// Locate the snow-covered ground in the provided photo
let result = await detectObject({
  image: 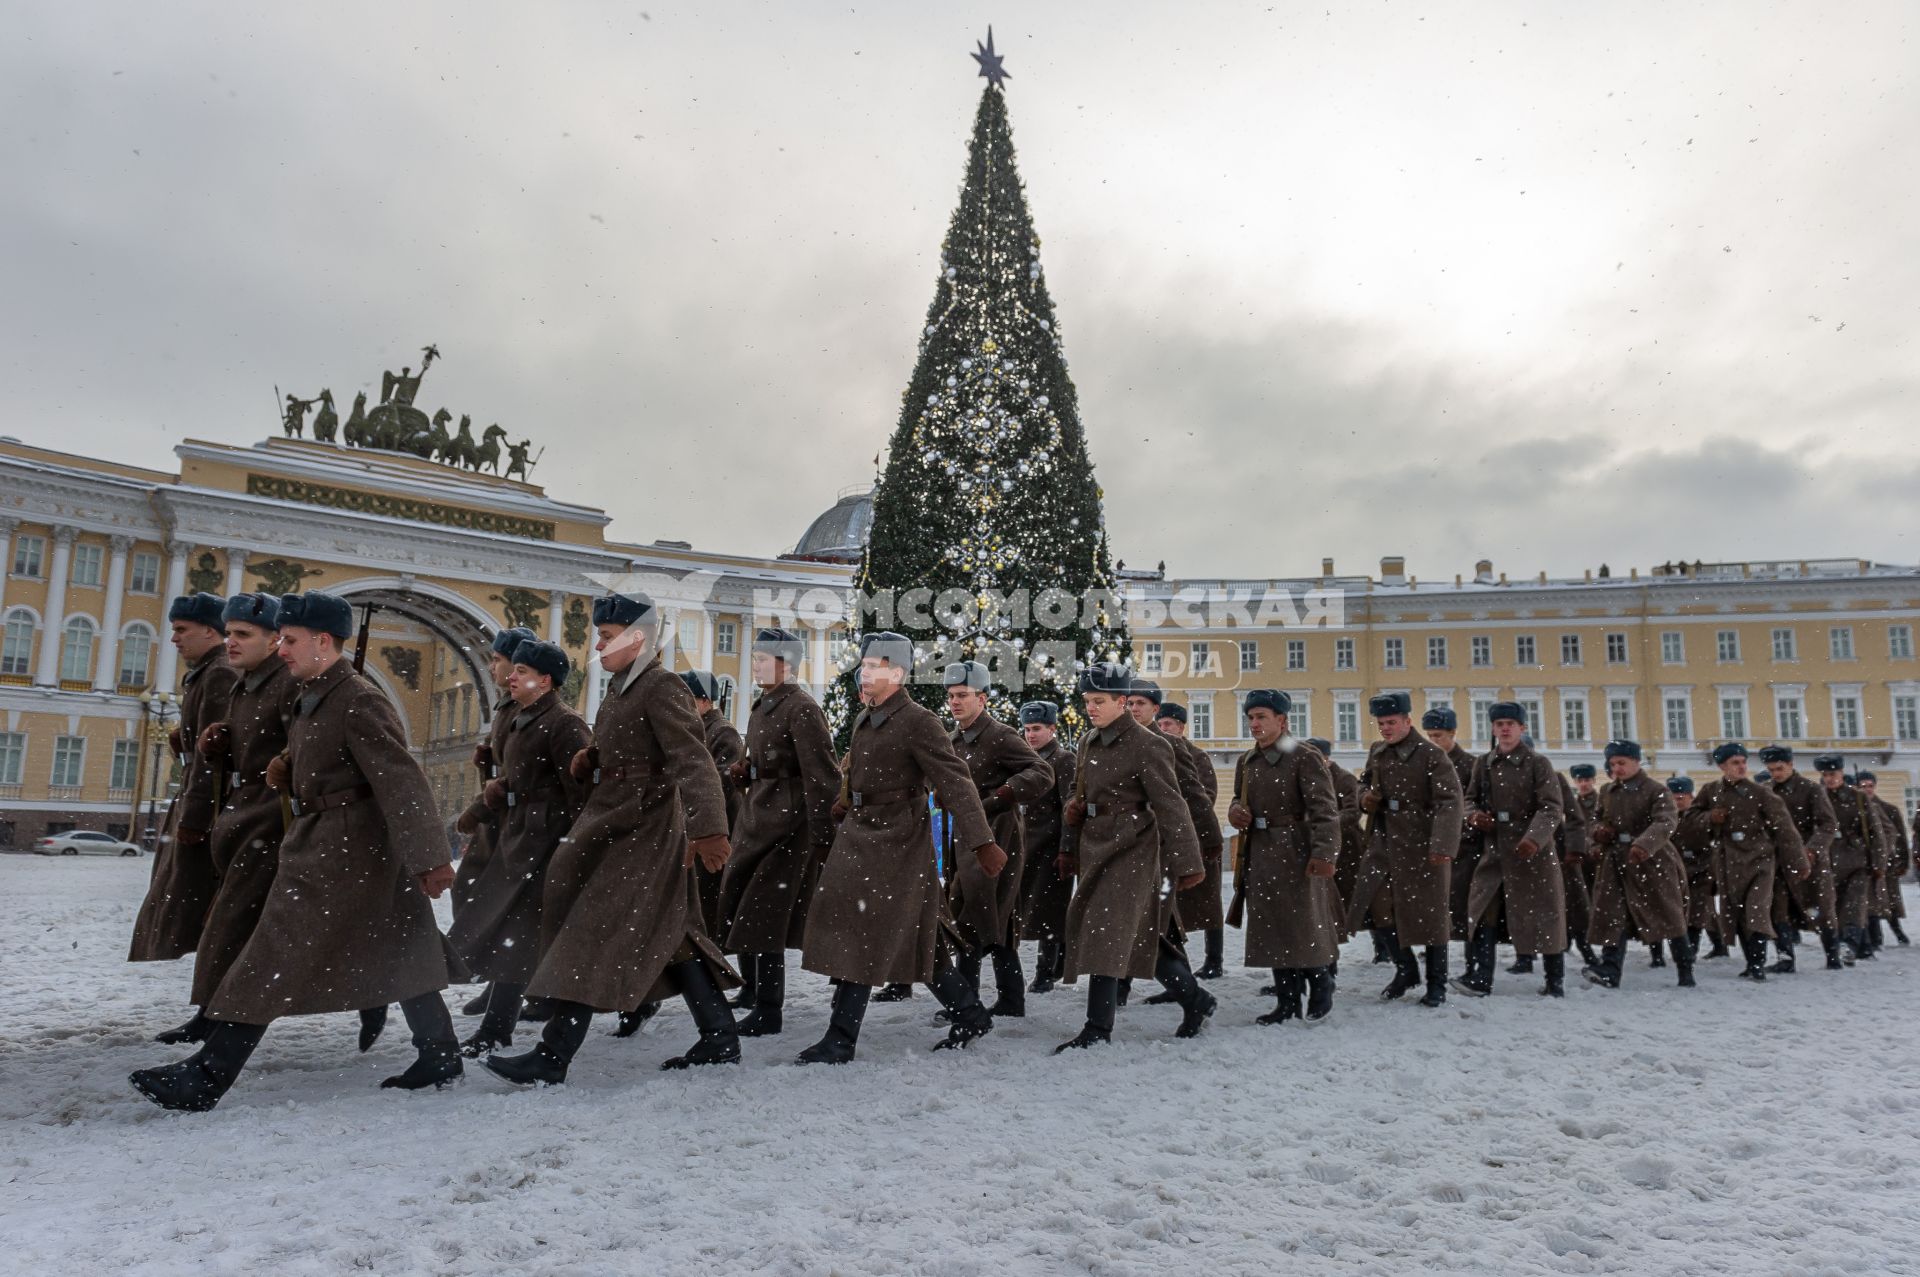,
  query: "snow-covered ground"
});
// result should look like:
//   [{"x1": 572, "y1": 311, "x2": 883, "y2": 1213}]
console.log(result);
[{"x1": 4, "y1": 853, "x2": 1919, "y2": 1276}]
